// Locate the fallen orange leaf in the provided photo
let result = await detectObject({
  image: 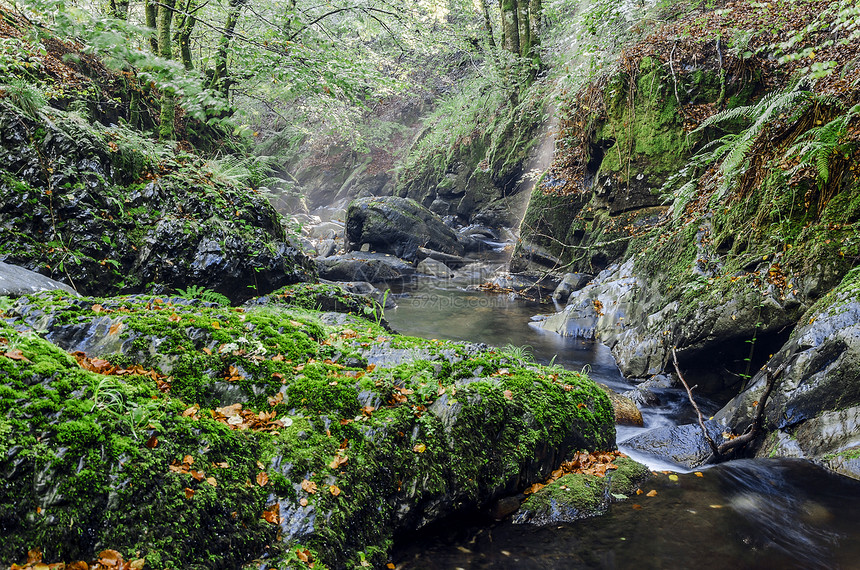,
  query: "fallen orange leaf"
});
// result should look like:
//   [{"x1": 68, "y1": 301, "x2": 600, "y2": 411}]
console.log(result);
[
  {"x1": 184, "y1": 487, "x2": 195, "y2": 499},
  {"x1": 301, "y1": 479, "x2": 317, "y2": 494},
  {"x1": 3, "y1": 349, "x2": 29, "y2": 362},
  {"x1": 646, "y1": 490, "x2": 657, "y2": 497},
  {"x1": 256, "y1": 472, "x2": 269, "y2": 487},
  {"x1": 329, "y1": 485, "x2": 341, "y2": 496},
  {"x1": 262, "y1": 503, "x2": 280, "y2": 524}
]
